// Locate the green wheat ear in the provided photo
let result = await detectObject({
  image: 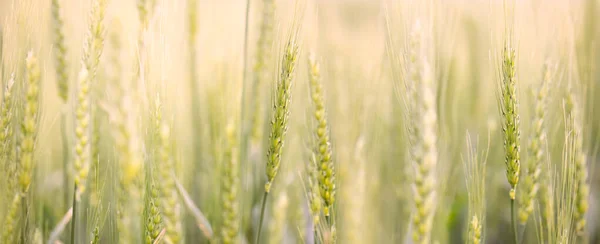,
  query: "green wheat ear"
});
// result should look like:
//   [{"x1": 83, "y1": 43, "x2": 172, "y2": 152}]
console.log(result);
[
  {"x1": 257, "y1": 21, "x2": 302, "y2": 244},
  {"x1": 51, "y1": 0, "x2": 69, "y2": 102},
  {"x1": 264, "y1": 34, "x2": 300, "y2": 193},
  {"x1": 143, "y1": 181, "x2": 163, "y2": 244},
  {"x1": 3, "y1": 51, "x2": 41, "y2": 244},
  {"x1": 221, "y1": 121, "x2": 240, "y2": 244},
  {"x1": 19, "y1": 51, "x2": 41, "y2": 196},
  {"x1": 518, "y1": 61, "x2": 552, "y2": 224},
  {"x1": 308, "y1": 54, "x2": 336, "y2": 218},
  {"x1": 153, "y1": 97, "x2": 182, "y2": 244},
  {"x1": 499, "y1": 43, "x2": 520, "y2": 200}
]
